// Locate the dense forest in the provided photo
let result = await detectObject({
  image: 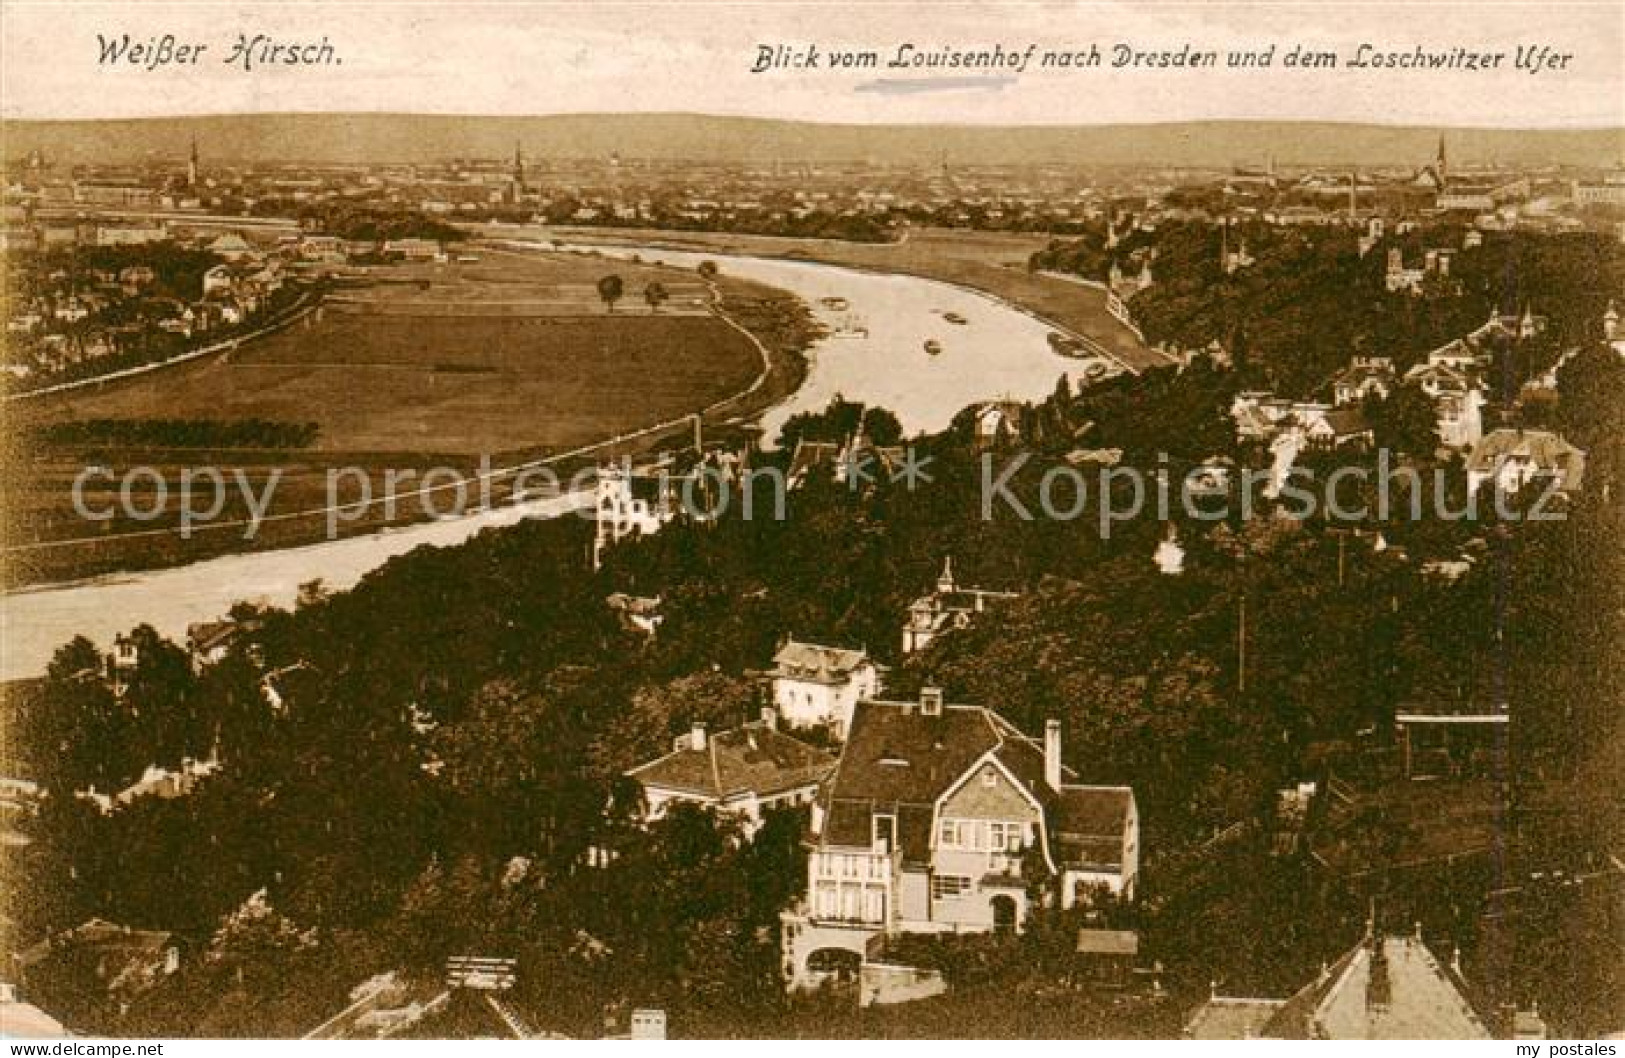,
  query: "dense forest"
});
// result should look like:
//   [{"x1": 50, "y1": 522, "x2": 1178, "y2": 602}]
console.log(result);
[{"x1": 7, "y1": 314, "x2": 1623, "y2": 1036}]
